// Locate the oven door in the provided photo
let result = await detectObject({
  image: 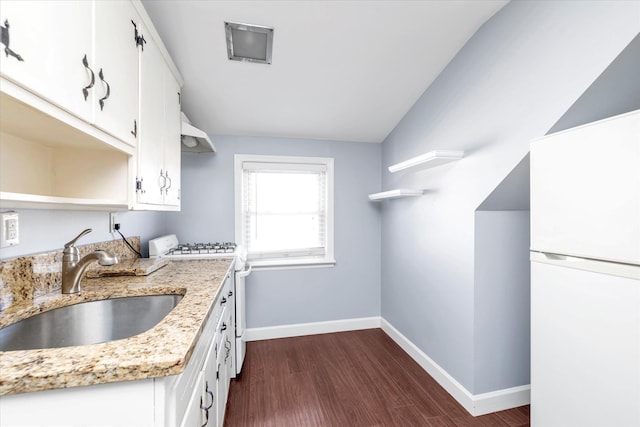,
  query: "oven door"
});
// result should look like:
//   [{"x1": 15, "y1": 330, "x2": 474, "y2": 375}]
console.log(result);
[{"x1": 234, "y1": 264, "x2": 252, "y2": 375}]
